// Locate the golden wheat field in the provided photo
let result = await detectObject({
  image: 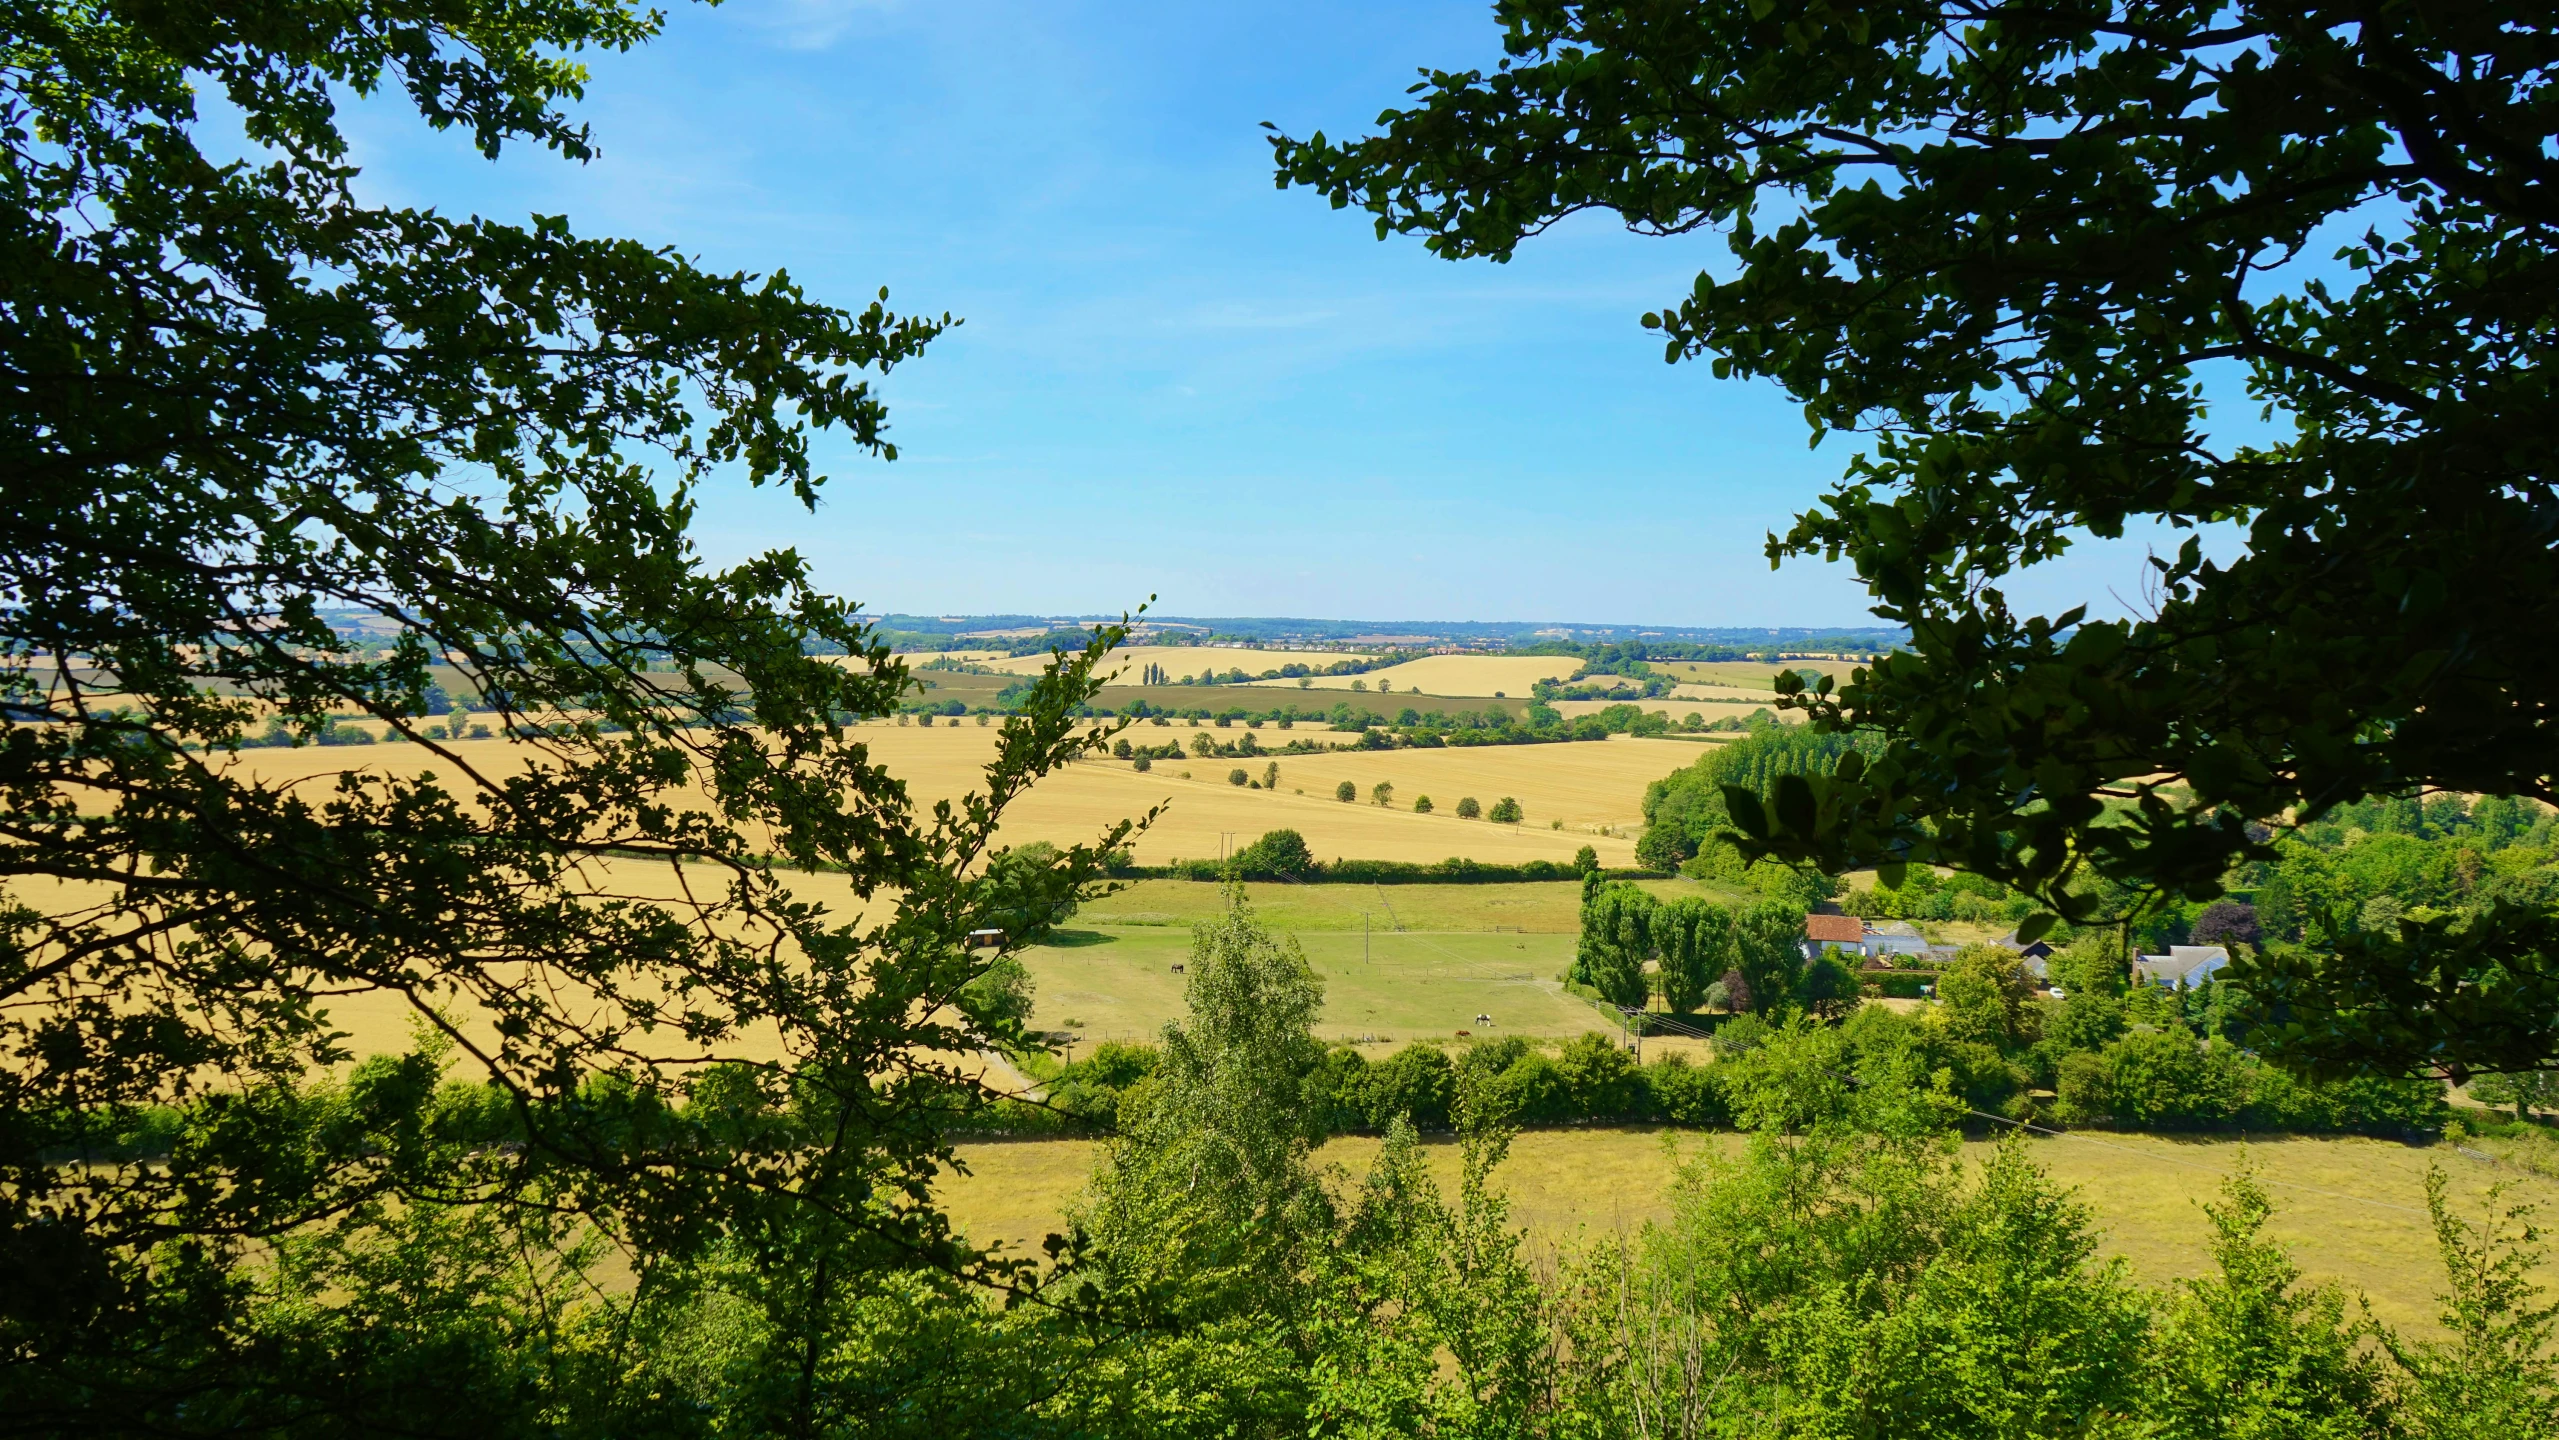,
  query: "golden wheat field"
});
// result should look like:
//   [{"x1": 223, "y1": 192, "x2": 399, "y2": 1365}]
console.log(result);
[
  {"x1": 1658, "y1": 658, "x2": 1865, "y2": 690},
  {"x1": 1292, "y1": 654, "x2": 1580, "y2": 697},
  {"x1": 72, "y1": 726, "x2": 1698, "y2": 1067},
  {"x1": 1235, "y1": 734, "x2": 1702, "y2": 836},
  {"x1": 937, "y1": 1128, "x2": 2542, "y2": 1338},
  {"x1": 978, "y1": 645, "x2": 1373, "y2": 679},
  {"x1": 197, "y1": 723, "x2": 1655, "y2": 866},
  {"x1": 10, "y1": 854, "x2": 926, "y2": 1073}
]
